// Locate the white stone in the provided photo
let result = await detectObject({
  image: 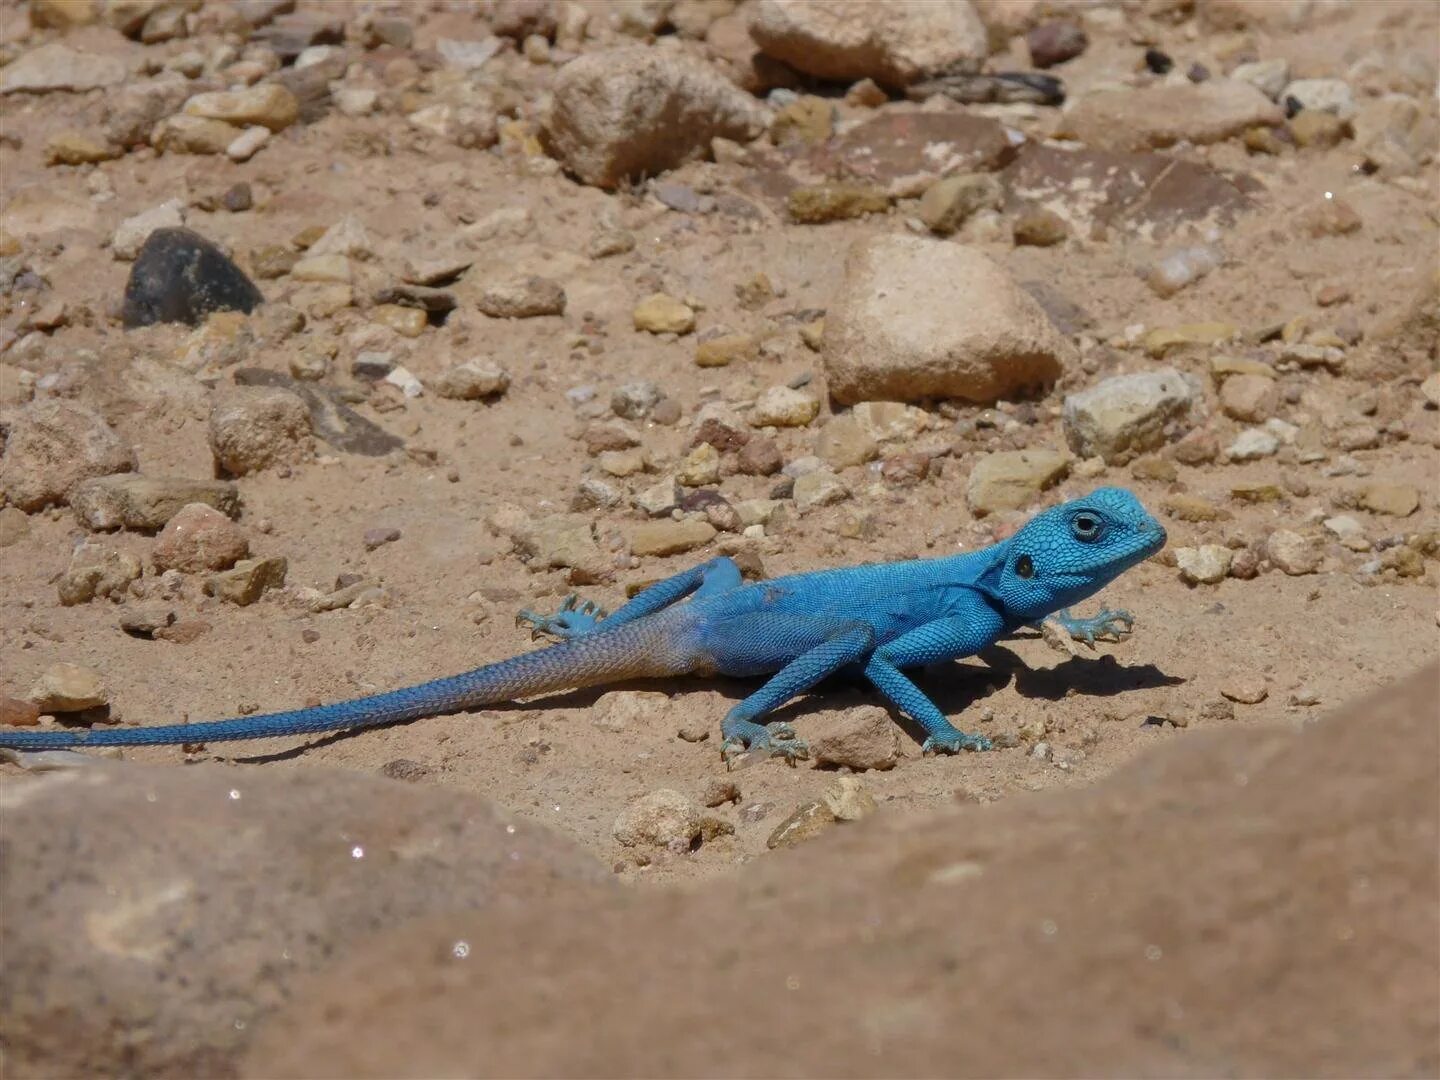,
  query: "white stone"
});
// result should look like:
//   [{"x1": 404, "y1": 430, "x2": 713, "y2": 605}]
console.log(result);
[
  {"x1": 1283, "y1": 77, "x2": 1356, "y2": 120},
  {"x1": 1176, "y1": 544, "x2": 1232, "y2": 585},
  {"x1": 1230, "y1": 58, "x2": 1289, "y2": 100},
  {"x1": 1226, "y1": 428, "x2": 1279, "y2": 462},
  {"x1": 225, "y1": 125, "x2": 270, "y2": 162},
  {"x1": 1062, "y1": 369, "x2": 1195, "y2": 464},
  {"x1": 112, "y1": 199, "x2": 186, "y2": 261}
]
